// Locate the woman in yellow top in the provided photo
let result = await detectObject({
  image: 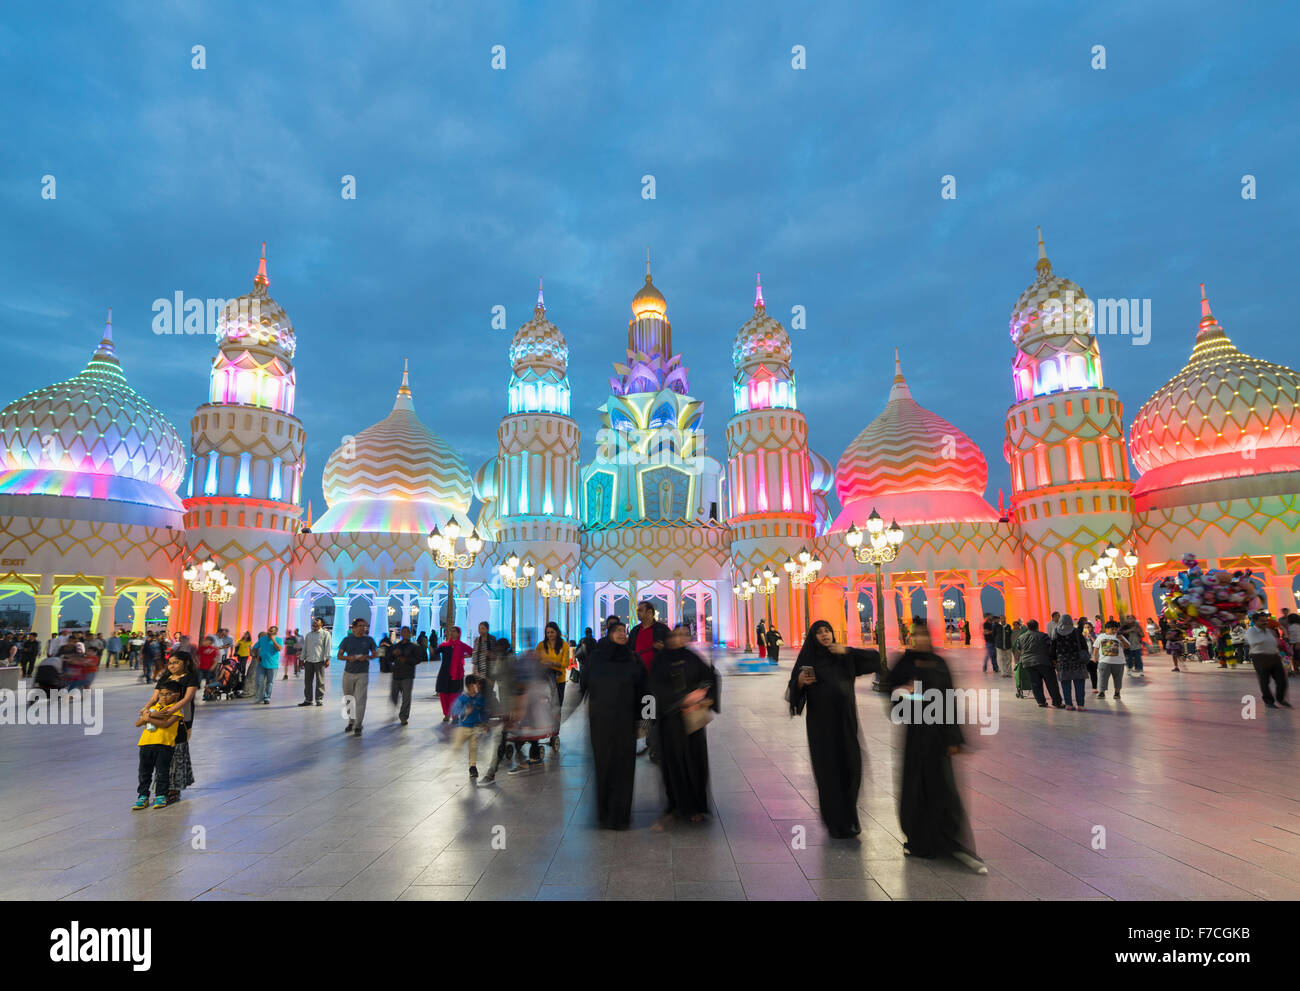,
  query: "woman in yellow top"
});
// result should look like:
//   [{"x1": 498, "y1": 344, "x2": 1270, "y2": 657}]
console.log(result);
[{"x1": 537, "y1": 622, "x2": 570, "y2": 751}]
